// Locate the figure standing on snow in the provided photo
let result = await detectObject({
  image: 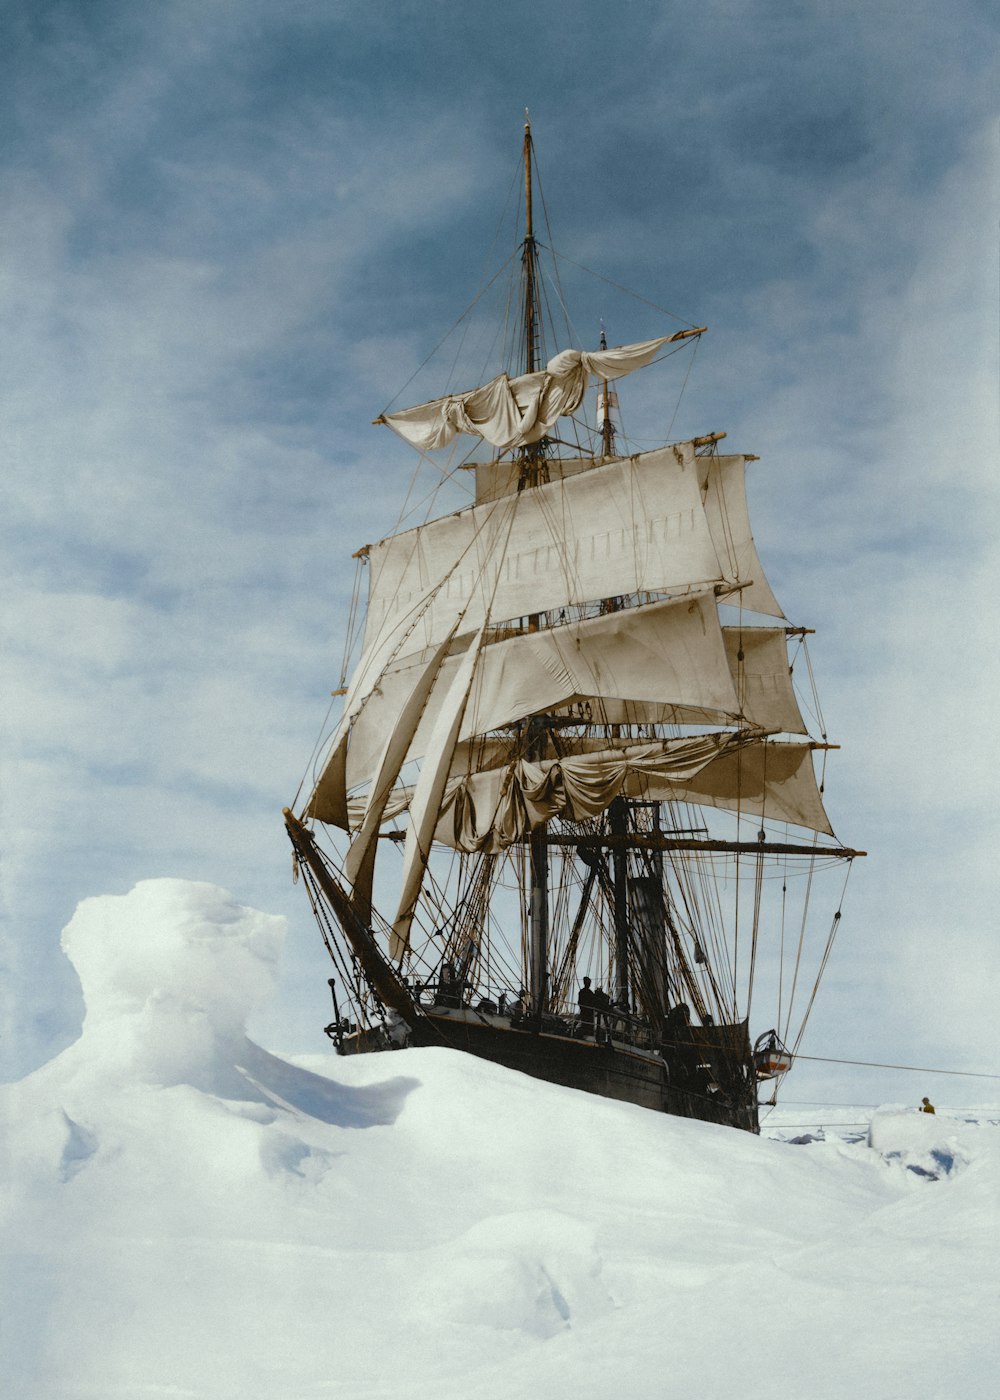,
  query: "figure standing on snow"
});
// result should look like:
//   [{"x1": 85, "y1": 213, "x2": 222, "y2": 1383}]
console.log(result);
[{"x1": 920, "y1": 1096, "x2": 936, "y2": 1114}]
